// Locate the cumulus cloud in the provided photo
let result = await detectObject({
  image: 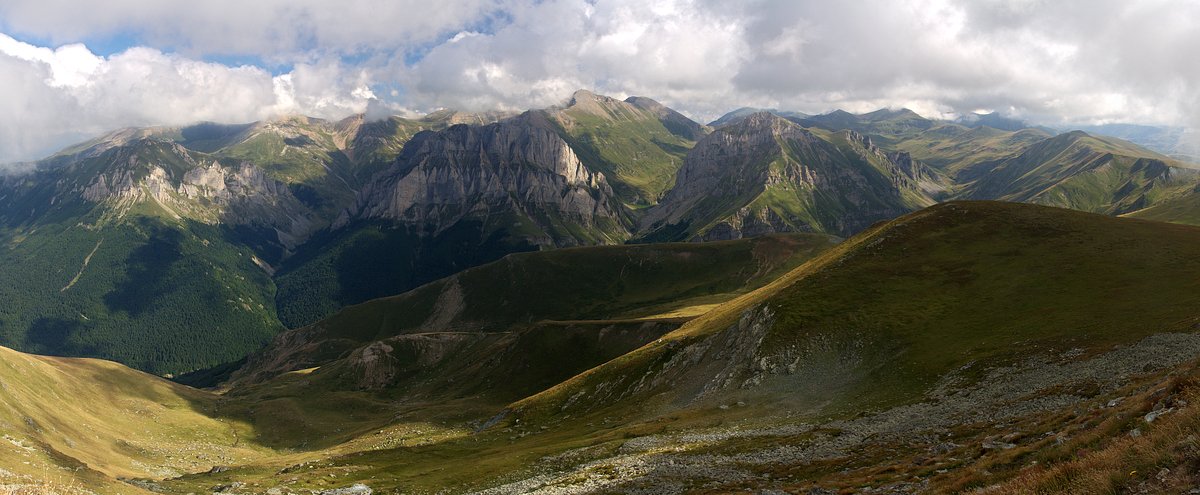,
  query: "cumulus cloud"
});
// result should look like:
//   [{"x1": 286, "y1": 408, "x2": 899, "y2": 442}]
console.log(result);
[
  {"x1": 0, "y1": 0, "x2": 1197, "y2": 162},
  {"x1": 394, "y1": 0, "x2": 747, "y2": 117},
  {"x1": 391, "y1": 0, "x2": 1200, "y2": 128},
  {"x1": 0, "y1": 34, "x2": 379, "y2": 162}
]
